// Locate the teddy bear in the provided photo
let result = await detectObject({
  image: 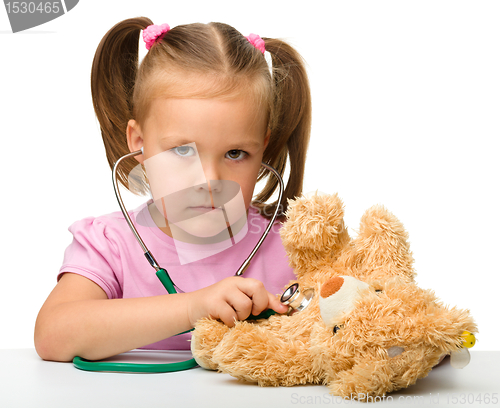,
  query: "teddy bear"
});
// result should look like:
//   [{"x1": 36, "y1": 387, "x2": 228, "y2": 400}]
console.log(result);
[{"x1": 190, "y1": 193, "x2": 477, "y2": 400}]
